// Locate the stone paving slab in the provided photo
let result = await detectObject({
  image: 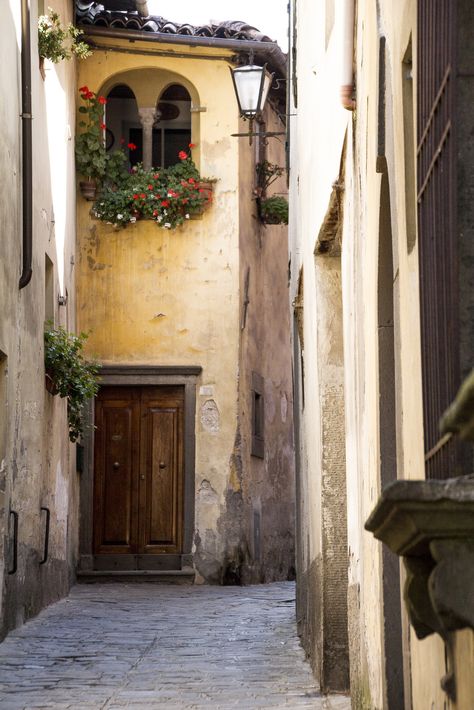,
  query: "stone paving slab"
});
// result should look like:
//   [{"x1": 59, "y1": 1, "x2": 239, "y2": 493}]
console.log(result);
[{"x1": 0, "y1": 582, "x2": 350, "y2": 709}]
